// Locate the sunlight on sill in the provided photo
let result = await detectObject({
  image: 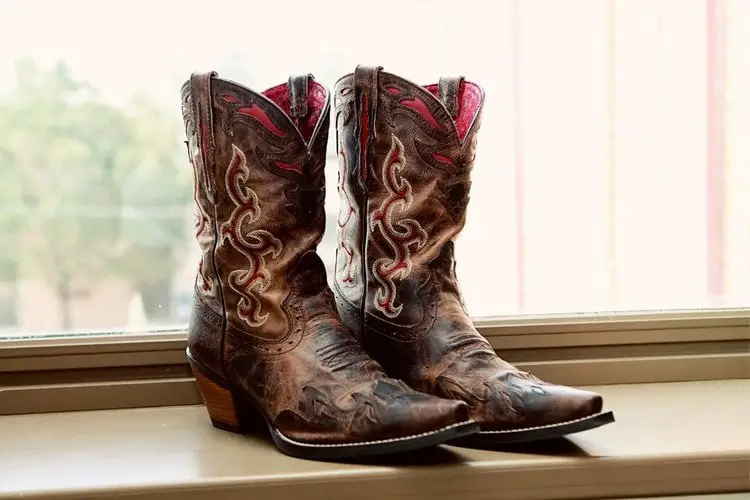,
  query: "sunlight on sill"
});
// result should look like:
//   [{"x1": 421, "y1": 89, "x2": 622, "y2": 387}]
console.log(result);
[{"x1": 0, "y1": 380, "x2": 747, "y2": 500}]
